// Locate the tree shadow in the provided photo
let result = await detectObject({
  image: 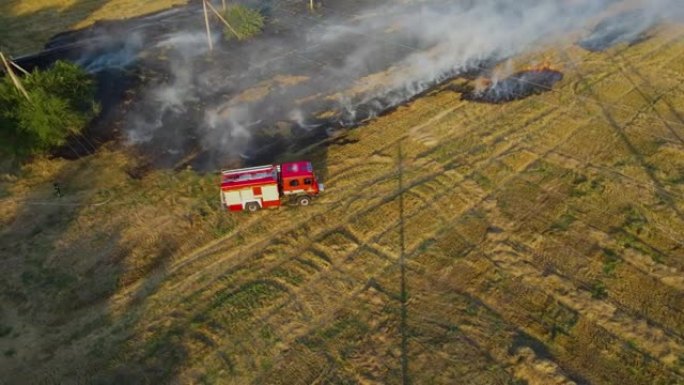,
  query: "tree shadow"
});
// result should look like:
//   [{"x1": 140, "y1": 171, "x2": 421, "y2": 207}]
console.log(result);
[
  {"x1": 0, "y1": 154, "x2": 194, "y2": 384},
  {"x1": 0, "y1": 0, "x2": 416, "y2": 382}
]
